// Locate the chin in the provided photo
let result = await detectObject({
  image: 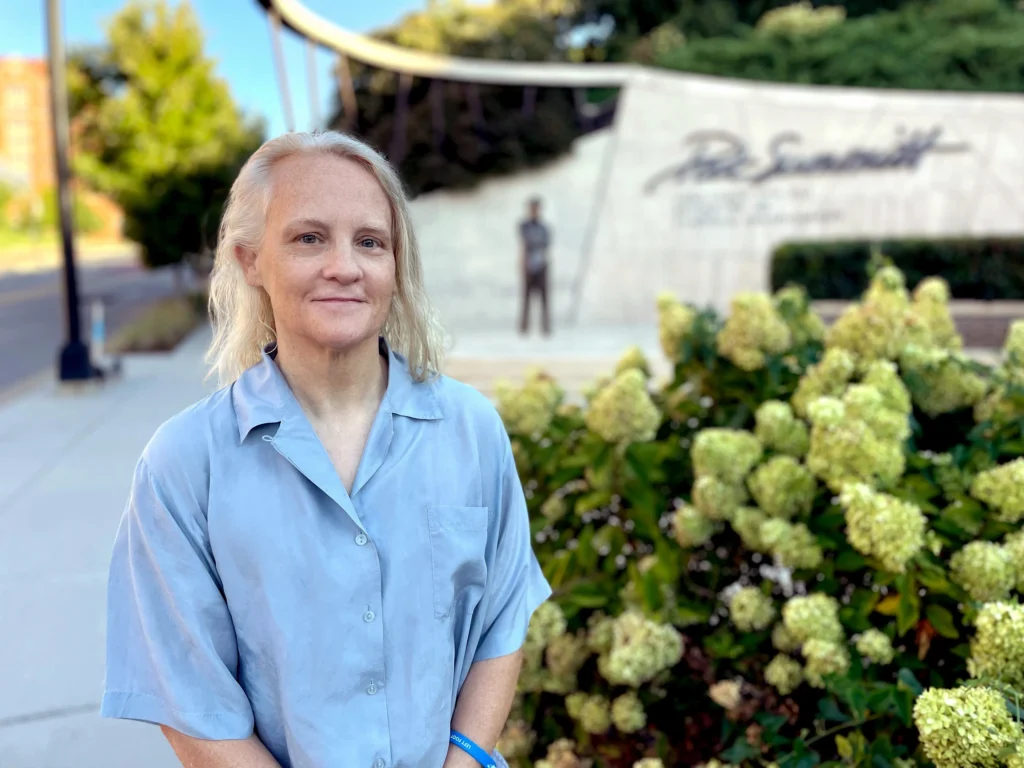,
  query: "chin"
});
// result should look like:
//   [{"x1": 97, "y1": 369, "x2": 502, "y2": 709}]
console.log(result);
[
  {"x1": 304, "y1": 307, "x2": 384, "y2": 350},
  {"x1": 309, "y1": 323, "x2": 381, "y2": 351}
]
